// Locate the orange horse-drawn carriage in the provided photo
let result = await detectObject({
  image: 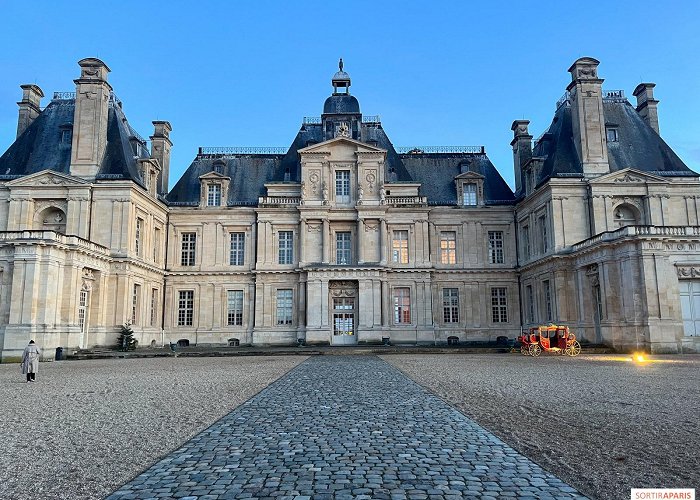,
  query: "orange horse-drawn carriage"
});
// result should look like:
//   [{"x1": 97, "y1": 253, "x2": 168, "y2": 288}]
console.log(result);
[{"x1": 519, "y1": 324, "x2": 581, "y2": 357}]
